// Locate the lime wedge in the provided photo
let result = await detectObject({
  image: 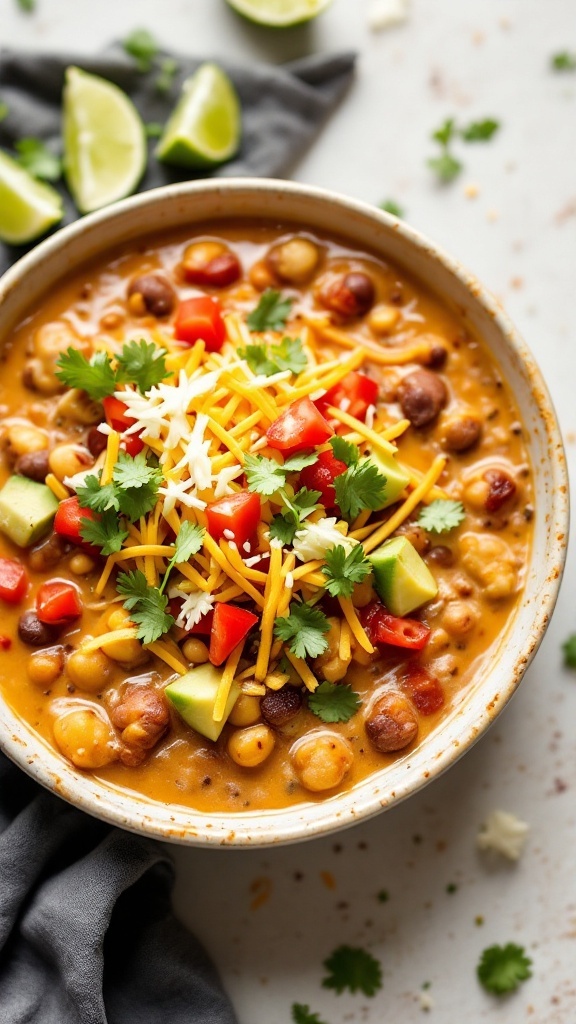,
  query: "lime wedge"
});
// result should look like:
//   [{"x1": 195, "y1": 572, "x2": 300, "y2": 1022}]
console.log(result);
[
  {"x1": 225, "y1": 0, "x2": 333, "y2": 26},
  {"x1": 63, "y1": 66, "x2": 146, "y2": 214},
  {"x1": 0, "y1": 149, "x2": 63, "y2": 245},
  {"x1": 156, "y1": 63, "x2": 241, "y2": 169}
]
